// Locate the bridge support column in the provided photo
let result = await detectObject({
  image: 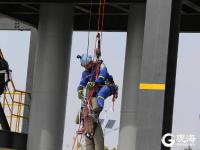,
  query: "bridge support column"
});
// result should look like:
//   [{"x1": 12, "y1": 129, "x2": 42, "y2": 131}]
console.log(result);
[
  {"x1": 118, "y1": 3, "x2": 146, "y2": 150},
  {"x1": 22, "y1": 28, "x2": 38, "y2": 134},
  {"x1": 27, "y1": 4, "x2": 73, "y2": 150},
  {"x1": 119, "y1": 0, "x2": 182, "y2": 149},
  {"x1": 135, "y1": 0, "x2": 181, "y2": 150}
]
